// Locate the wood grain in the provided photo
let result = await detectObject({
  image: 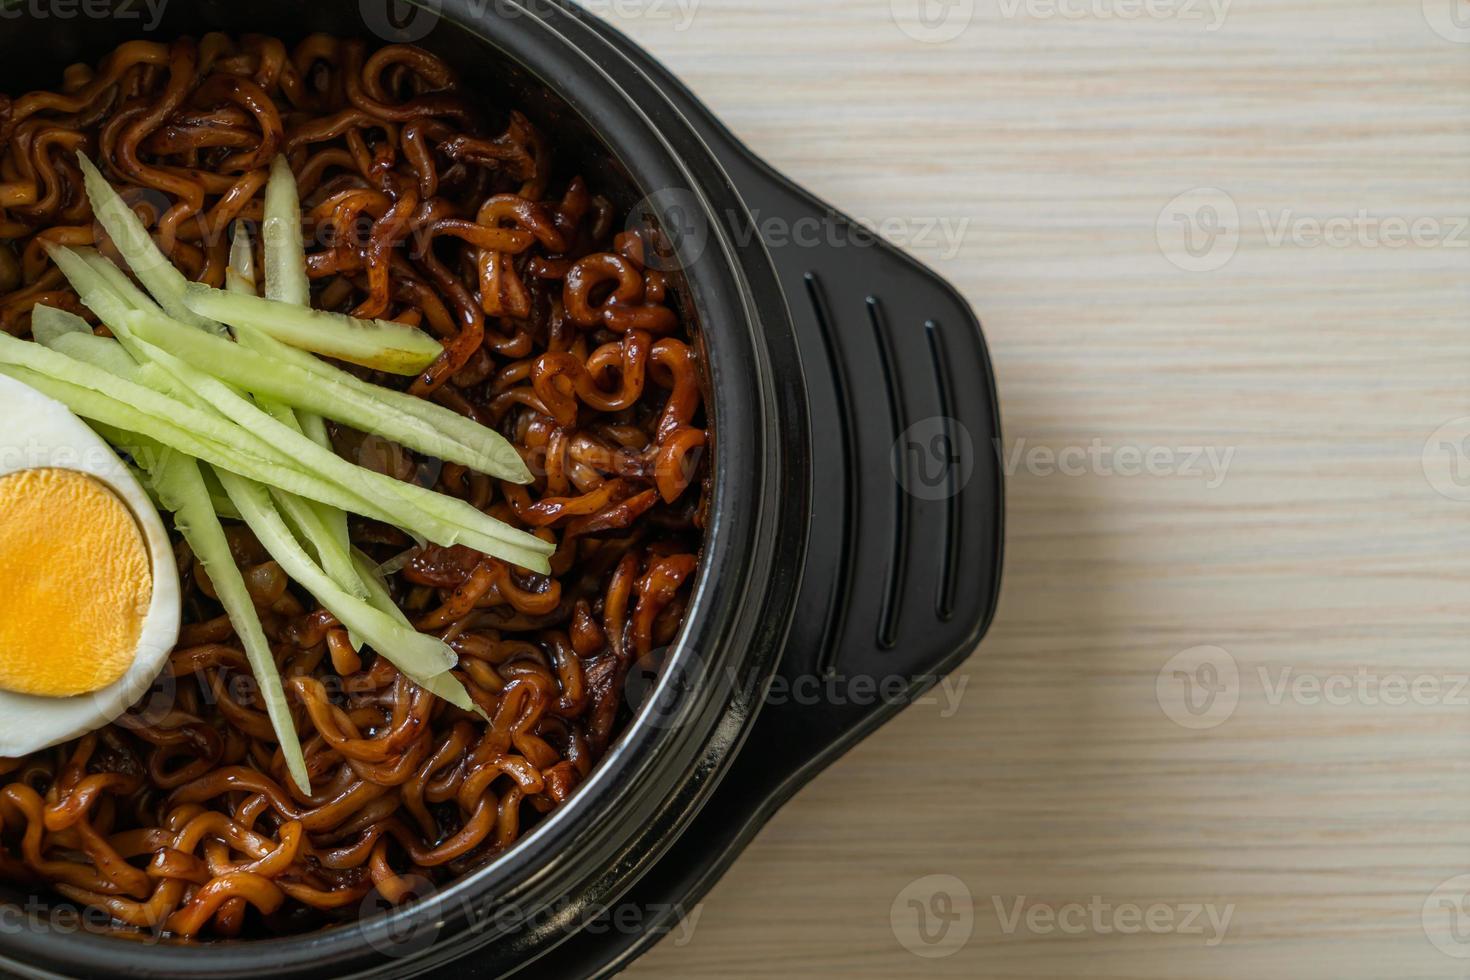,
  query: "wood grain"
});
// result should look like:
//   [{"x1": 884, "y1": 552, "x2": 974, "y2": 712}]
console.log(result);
[{"x1": 597, "y1": 1, "x2": 1470, "y2": 976}]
